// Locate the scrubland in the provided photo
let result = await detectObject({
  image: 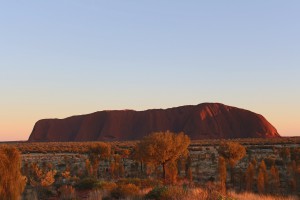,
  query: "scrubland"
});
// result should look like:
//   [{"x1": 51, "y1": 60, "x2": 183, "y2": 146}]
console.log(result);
[{"x1": 0, "y1": 134, "x2": 300, "y2": 200}]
